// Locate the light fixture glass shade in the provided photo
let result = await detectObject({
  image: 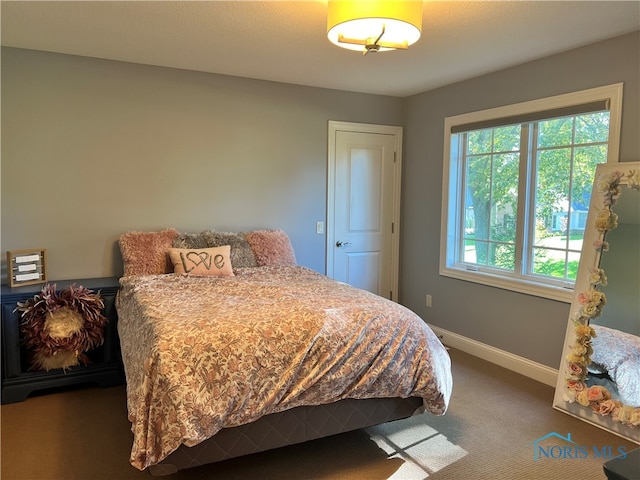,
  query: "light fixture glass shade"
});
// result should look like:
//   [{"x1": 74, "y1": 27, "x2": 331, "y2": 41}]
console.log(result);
[{"x1": 327, "y1": 0, "x2": 423, "y2": 53}]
